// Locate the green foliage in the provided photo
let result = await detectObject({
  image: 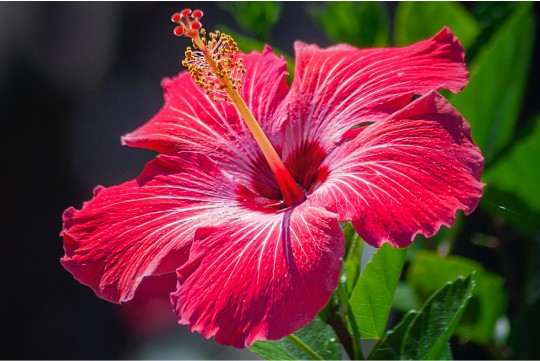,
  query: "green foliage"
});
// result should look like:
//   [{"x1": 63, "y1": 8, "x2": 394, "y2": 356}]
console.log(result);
[
  {"x1": 369, "y1": 311, "x2": 419, "y2": 360},
  {"x1": 484, "y1": 115, "x2": 540, "y2": 215},
  {"x1": 308, "y1": 2, "x2": 389, "y2": 47},
  {"x1": 348, "y1": 243, "x2": 407, "y2": 340},
  {"x1": 395, "y1": 2, "x2": 481, "y2": 49},
  {"x1": 342, "y1": 222, "x2": 363, "y2": 294},
  {"x1": 249, "y1": 316, "x2": 340, "y2": 360},
  {"x1": 219, "y1": 2, "x2": 282, "y2": 41},
  {"x1": 449, "y1": 3, "x2": 535, "y2": 163},
  {"x1": 509, "y1": 297, "x2": 540, "y2": 359},
  {"x1": 370, "y1": 275, "x2": 475, "y2": 359},
  {"x1": 392, "y1": 282, "x2": 420, "y2": 311},
  {"x1": 471, "y1": 2, "x2": 520, "y2": 26},
  {"x1": 402, "y1": 275, "x2": 474, "y2": 359},
  {"x1": 407, "y1": 252, "x2": 507, "y2": 344}
]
